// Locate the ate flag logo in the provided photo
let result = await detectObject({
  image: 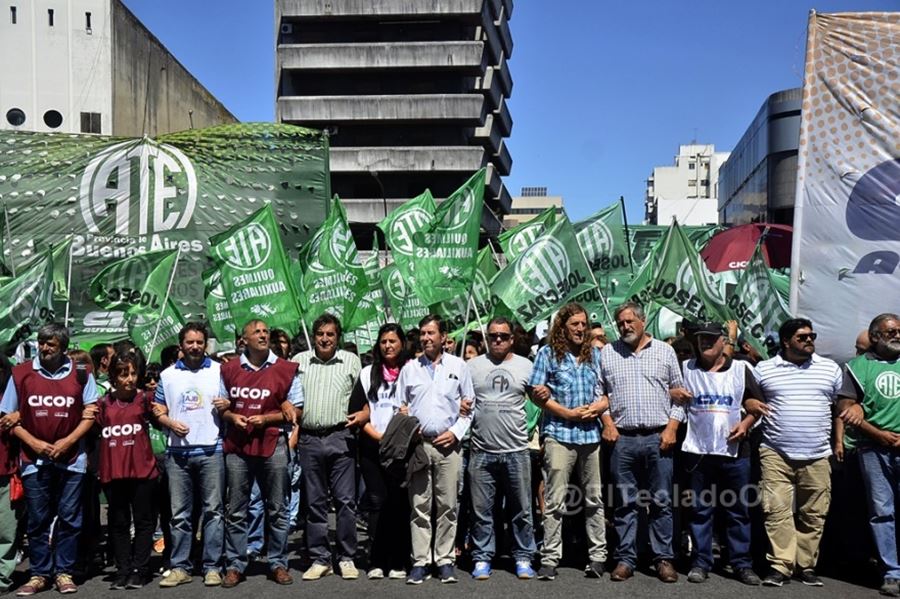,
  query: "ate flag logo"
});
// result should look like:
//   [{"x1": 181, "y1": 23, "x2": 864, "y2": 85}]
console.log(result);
[
  {"x1": 216, "y1": 223, "x2": 271, "y2": 271},
  {"x1": 514, "y1": 237, "x2": 570, "y2": 297},
  {"x1": 390, "y1": 208, "x2": 432, "y2": 257},
  {"x1": 79, "y1": 139, "x2": 198, "y2": 236},
  {"x1": 581, "y1": 219, "x2": 614, "y2": 263}
]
